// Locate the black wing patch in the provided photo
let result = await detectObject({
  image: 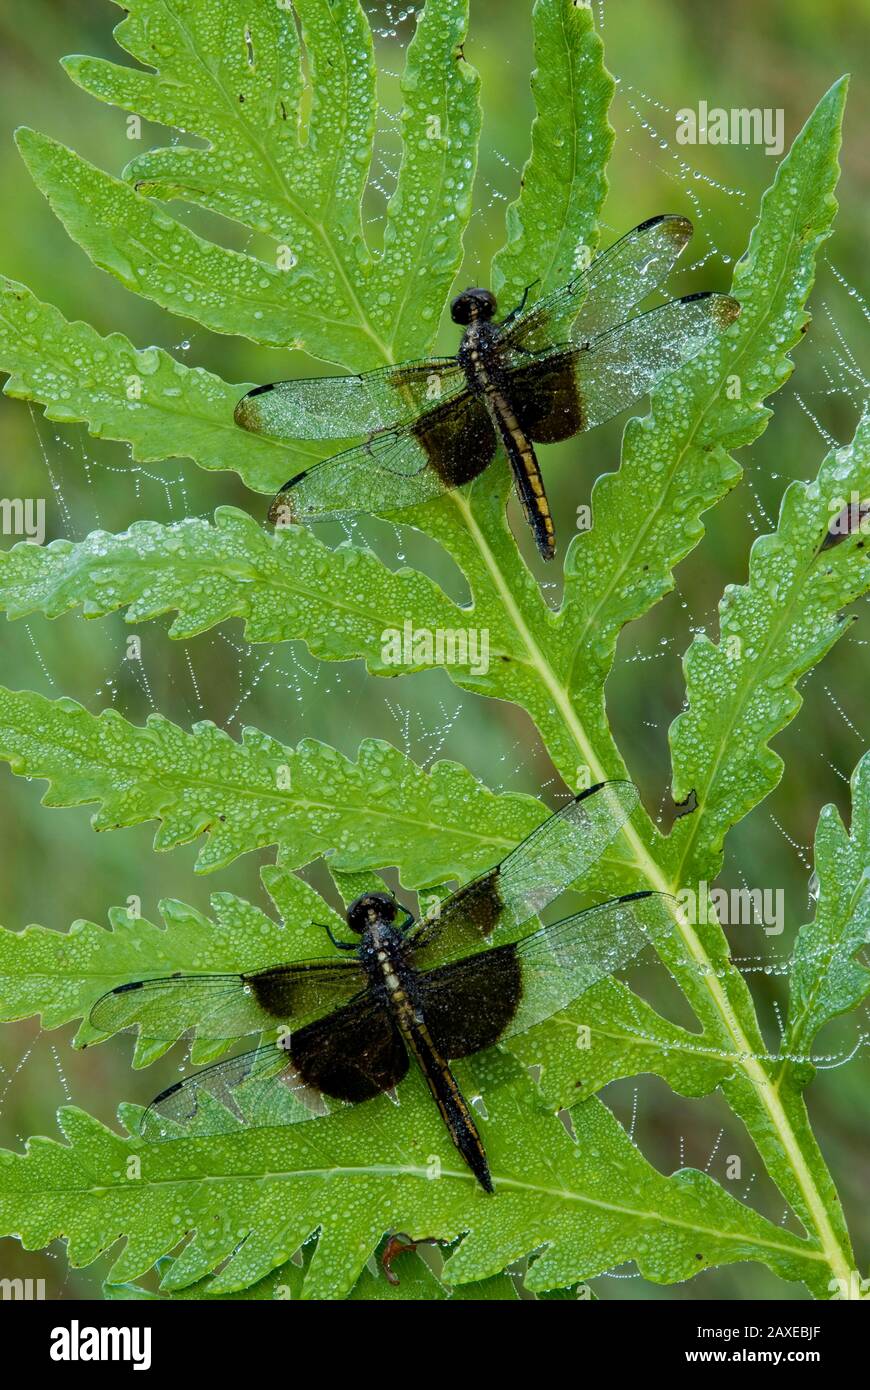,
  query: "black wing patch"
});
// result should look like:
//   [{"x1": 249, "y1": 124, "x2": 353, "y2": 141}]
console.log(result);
[
  {"x1": 416, "y1": 945, "x2": 522, "y2": 1058},
  {"x1": 139, "y1": 997, "x2": 410, "y2": 1140},
  {"x1": 509, "y1": 352, "x2": 586, "y2": 442},
  {"x1": 289, "y1": 995, "x2": 409, "y2": 1103},
  {"x1": 503, "y1": 291, "x2": 739, "y2": 442},
  {"x1": 414, "y1": 892, "x2": 674, "y2": 1060},
  {"x1": 268, "y1": 394, "x2": 497, "y2": 527}
]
